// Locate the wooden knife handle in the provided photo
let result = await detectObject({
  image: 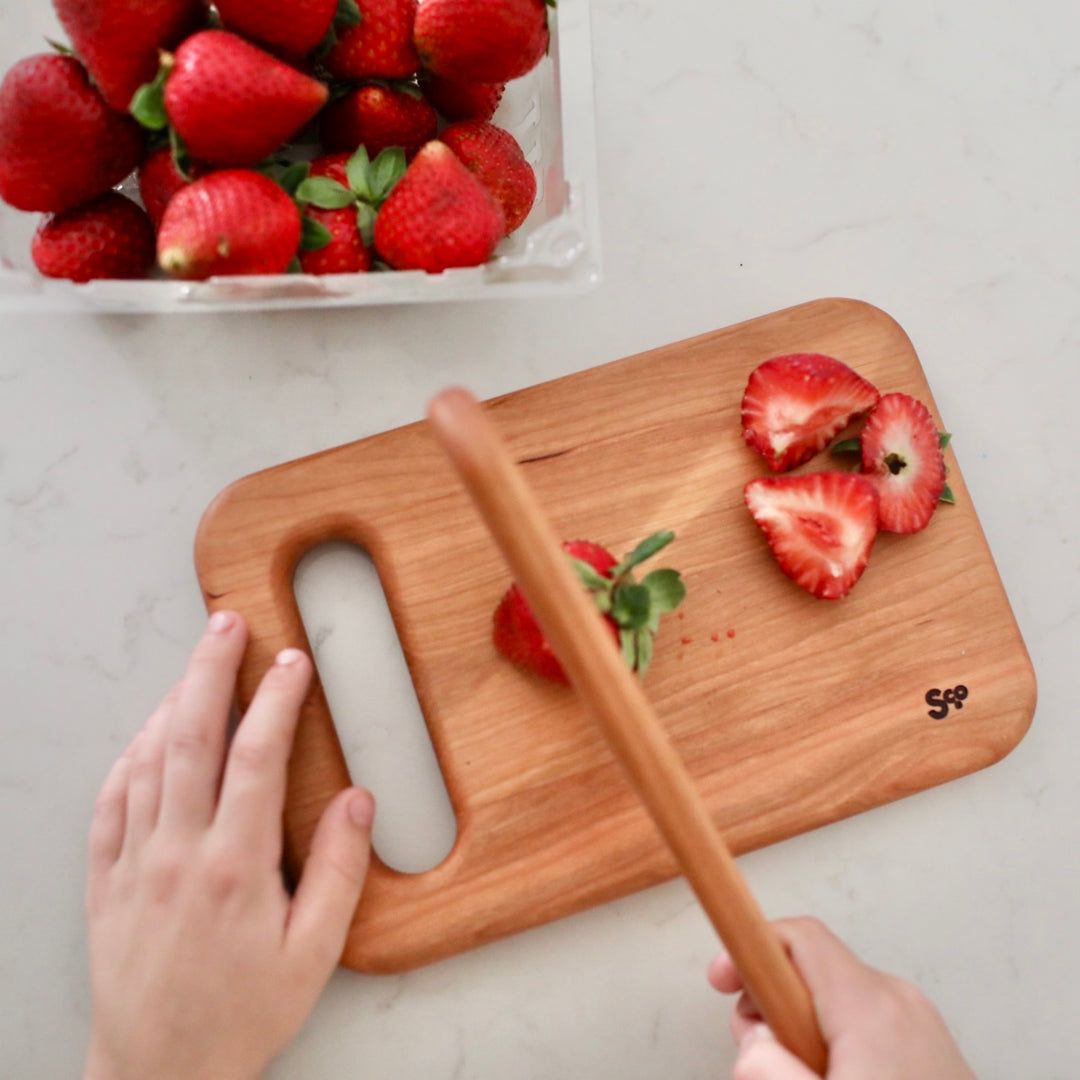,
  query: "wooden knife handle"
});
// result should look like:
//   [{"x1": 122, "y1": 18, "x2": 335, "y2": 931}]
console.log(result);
[{"x1": 427, "y1": 386, "x2": 828, "y2": 1075}]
